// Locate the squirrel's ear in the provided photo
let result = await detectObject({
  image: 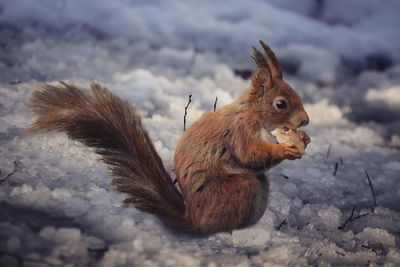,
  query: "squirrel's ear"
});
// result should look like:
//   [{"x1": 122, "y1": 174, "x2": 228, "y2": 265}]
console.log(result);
[{"x1": 250, "y1": 68, "x2": 272, "y2": 98}]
